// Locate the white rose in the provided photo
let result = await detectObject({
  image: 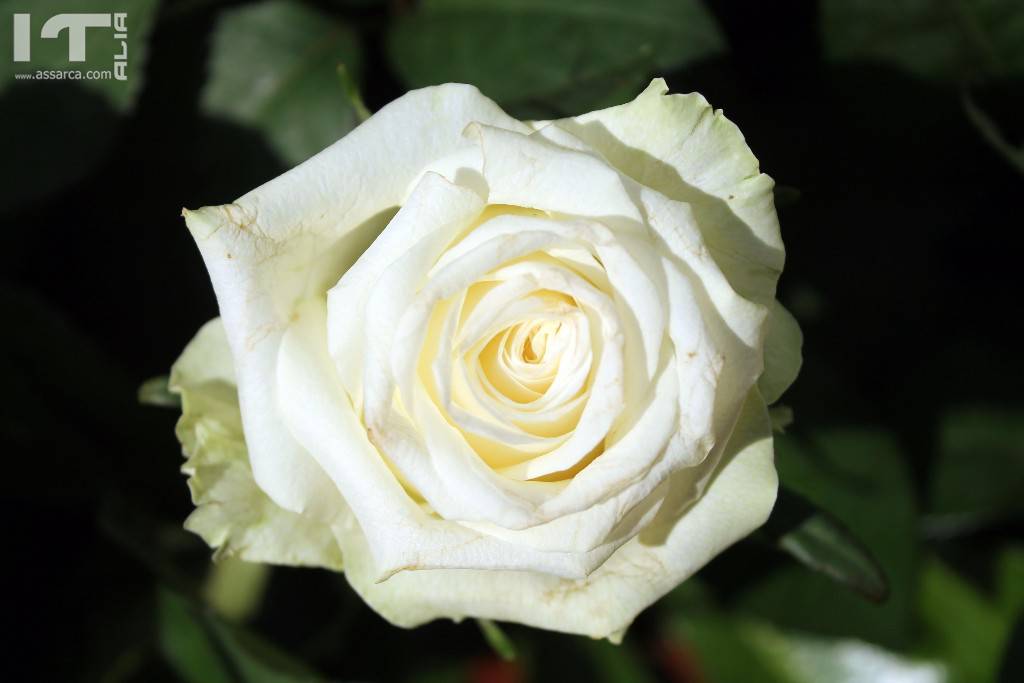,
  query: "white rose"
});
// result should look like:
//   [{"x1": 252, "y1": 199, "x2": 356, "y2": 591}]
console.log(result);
[{"x1": 172, "y1": 78, "x2": 802, "y2": 640}]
